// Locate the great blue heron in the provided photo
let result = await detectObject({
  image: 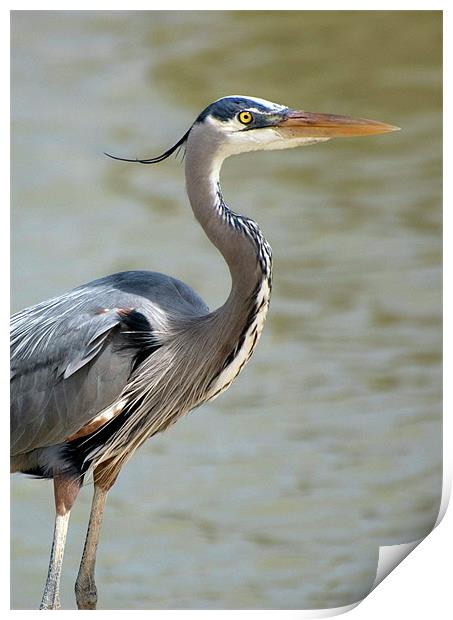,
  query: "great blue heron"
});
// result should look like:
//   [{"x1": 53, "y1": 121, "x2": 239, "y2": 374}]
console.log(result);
[{"x1": 11, "y1": 95, "x2": 397, "y2": 609}]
